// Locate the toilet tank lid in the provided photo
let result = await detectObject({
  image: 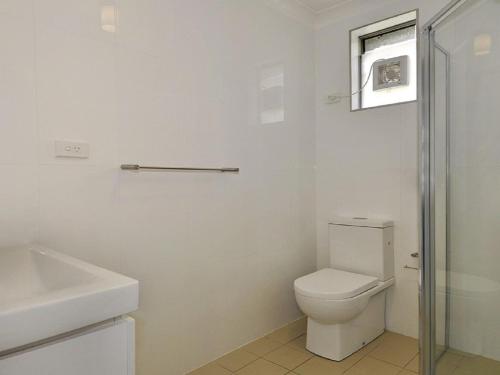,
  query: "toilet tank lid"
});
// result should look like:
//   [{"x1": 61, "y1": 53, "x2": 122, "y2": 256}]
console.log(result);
[{"x1": 329, "y1": 217, "x2": 393, "y2": 228}]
